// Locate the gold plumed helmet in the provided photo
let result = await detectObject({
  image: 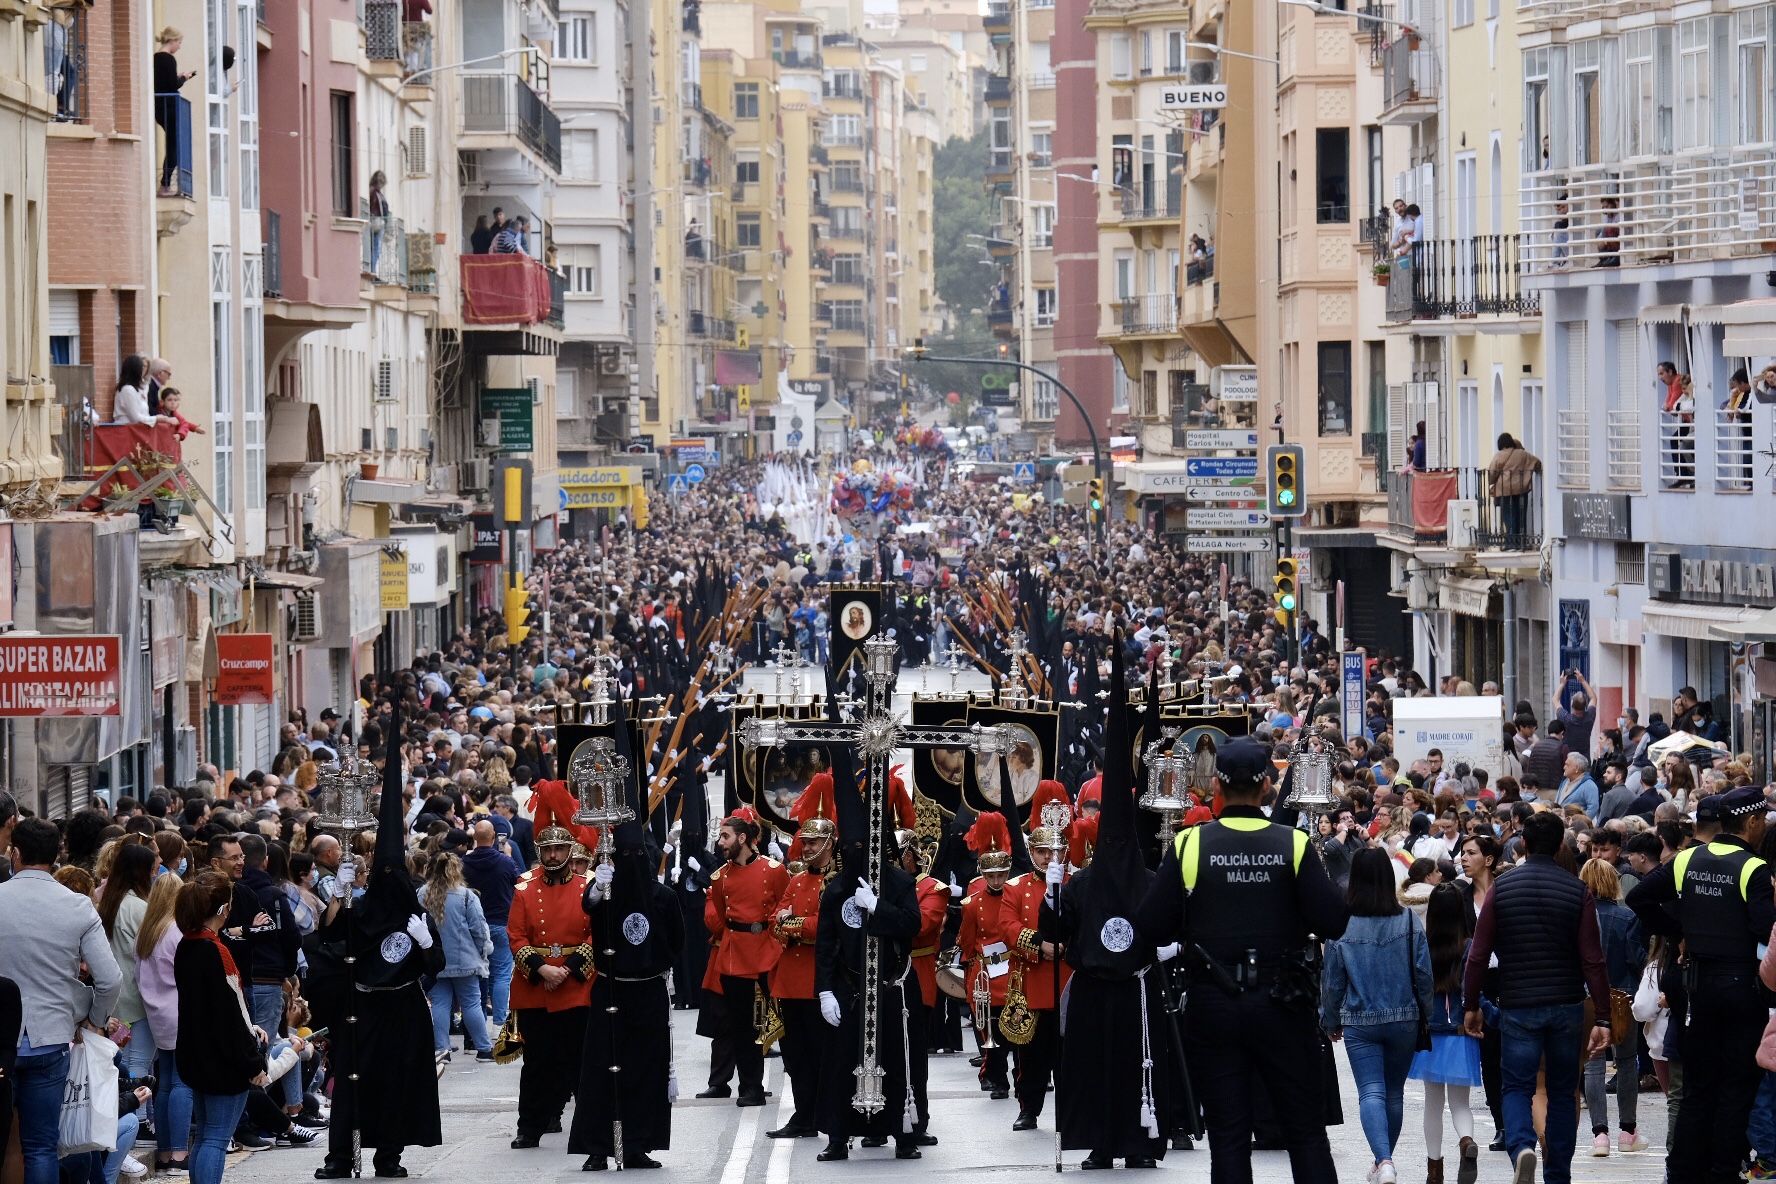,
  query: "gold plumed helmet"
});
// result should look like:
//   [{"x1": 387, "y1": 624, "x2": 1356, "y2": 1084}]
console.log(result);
[
  {"x1": 799, "y1": 816, "x2": 837, "y2": 841},
  {"x1": 537, "y1": 824, "x2": 576, "y2": 849},
  {"x1": 569, "y1": 843, "x2": 592, "y2": 861},
  {"x1": 1028, "y1": 827, "x2": 1067, "y2": 852}
]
